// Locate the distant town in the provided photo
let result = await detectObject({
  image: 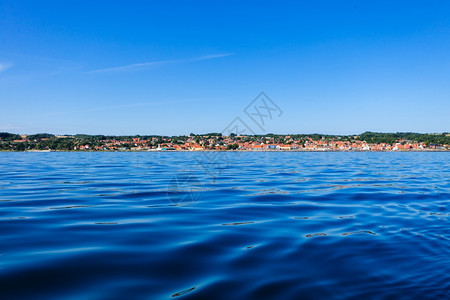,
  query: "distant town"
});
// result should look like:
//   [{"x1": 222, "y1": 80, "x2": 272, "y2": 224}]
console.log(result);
[{"x1": 0, "y1": 132, "x2": 449, "y2": 152}]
